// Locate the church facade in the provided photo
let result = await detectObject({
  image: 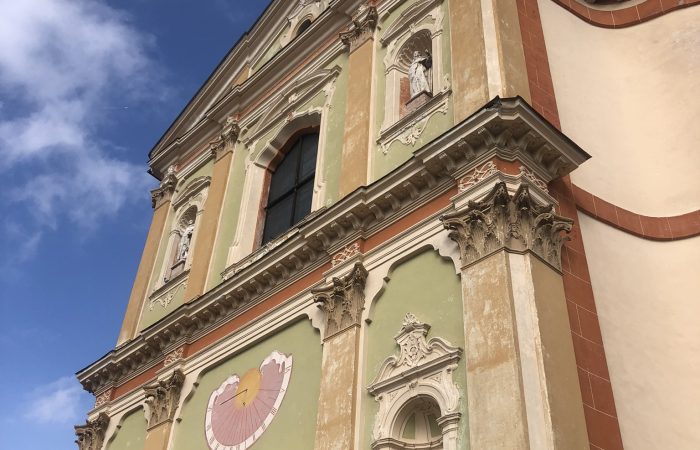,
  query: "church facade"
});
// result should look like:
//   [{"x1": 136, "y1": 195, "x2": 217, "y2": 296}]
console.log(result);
[{"x1": 75, "y1": 1, "x2": 700, "y2": 449}]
